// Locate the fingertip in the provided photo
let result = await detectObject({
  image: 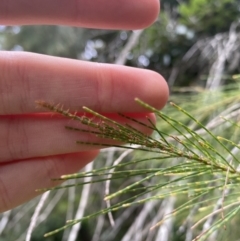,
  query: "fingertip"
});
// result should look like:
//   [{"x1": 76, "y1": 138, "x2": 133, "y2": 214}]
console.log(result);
[
  {"x1": 77, "y1": 0, "x2": 160, "y2": 30},
  {"x1": 134, "y1": 69, "x2": 169, "y2": 111},
  {"x1": 150, "y1": 71, "x2": 169, "y2": 110},
  {"x1": 95, "y1": 64, "x2": 169, "y2": 113},
  {"x1": 139, "y1": 0, "x2": 160, "y2": 28},
  {"x1": 126, "y1": 0, "x2": 160, "y2": 29}
]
